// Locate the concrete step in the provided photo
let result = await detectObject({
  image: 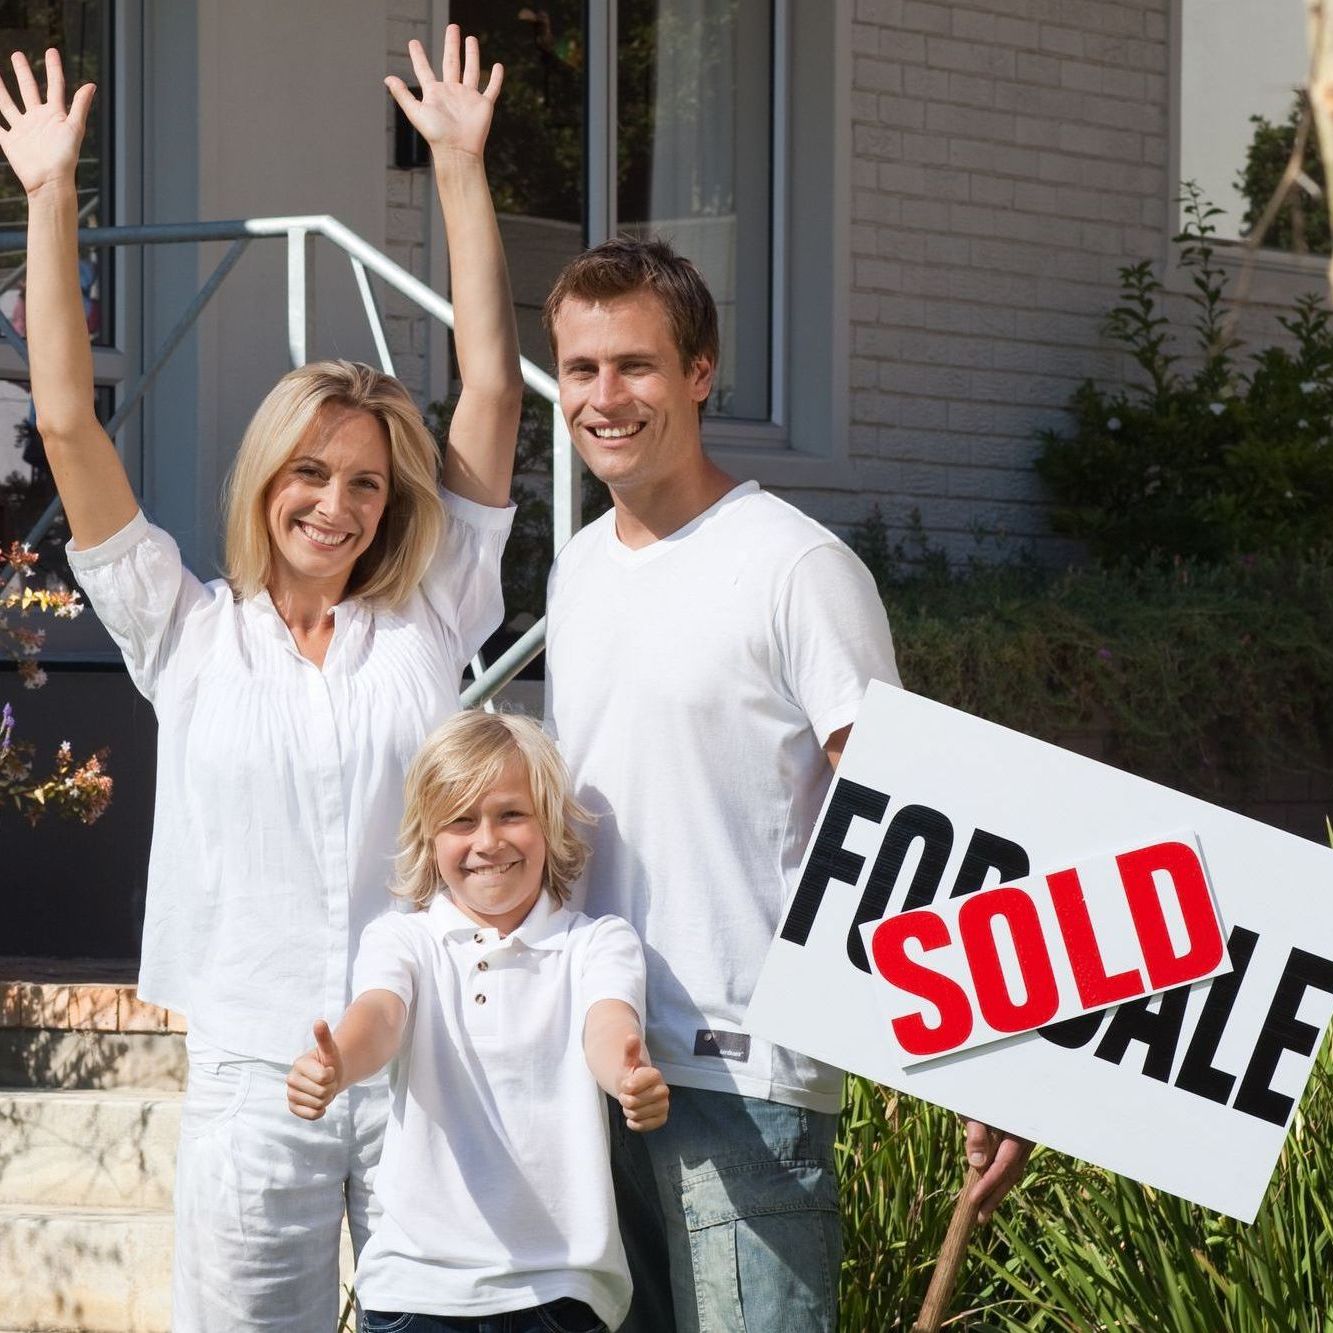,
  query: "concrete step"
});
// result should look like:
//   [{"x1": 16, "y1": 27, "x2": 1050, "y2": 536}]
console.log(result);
[
  {"x1": 0, "y1": 1200, "x2": 356, "y2": 1332},
  {"x1": 0, "y1": 1029, "x2": 186, "y2": 1091},
  {"x1": 0, "y1": 1203, "x2": 173, "y2": 1332},
  {"x1": 0, "y1": 1088, "x2": 180, "y2": 1209}
]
